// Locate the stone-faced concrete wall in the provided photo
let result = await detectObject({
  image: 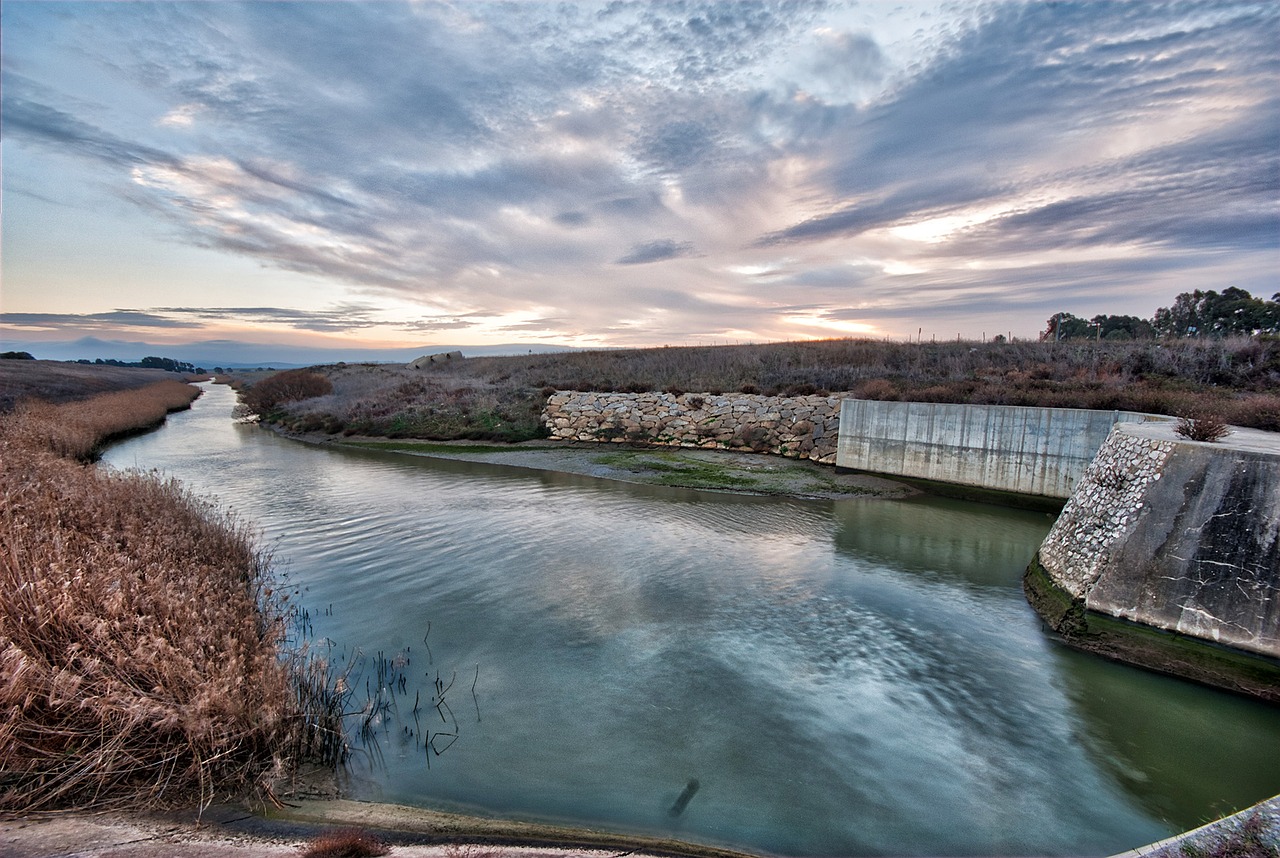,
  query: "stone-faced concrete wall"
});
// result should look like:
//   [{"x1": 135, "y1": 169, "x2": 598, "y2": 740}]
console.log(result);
[
  {"x1": 1037, "y1": 430, "x2": 1176, "y2": 599},
  {"x1": 542, "y1": 391, "x2": 842, "y2": 463},
  {"x1": 836, "y1": 399, "x2": 1156, "y2": 498},
  {"x1": 1035, "y1": 423, "x2": 1280, "y2": 662}
]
